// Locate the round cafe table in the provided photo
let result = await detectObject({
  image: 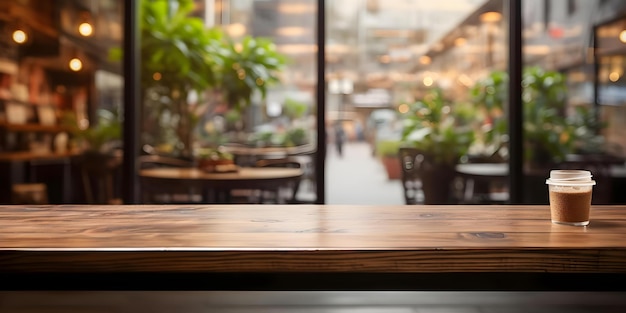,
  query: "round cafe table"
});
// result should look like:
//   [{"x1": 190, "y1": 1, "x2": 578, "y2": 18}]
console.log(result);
[
  {"x1": 139, "y1": 167, "x2": 303, "y2": 203},
  {"x1": 455, "y1": 163, "x2": 509, "y2": 203}
]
